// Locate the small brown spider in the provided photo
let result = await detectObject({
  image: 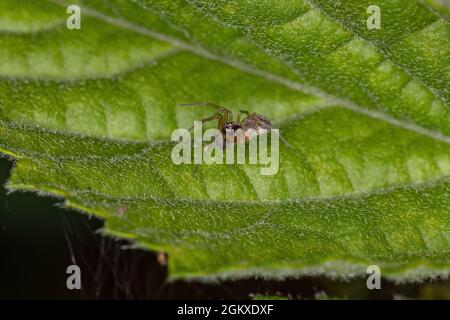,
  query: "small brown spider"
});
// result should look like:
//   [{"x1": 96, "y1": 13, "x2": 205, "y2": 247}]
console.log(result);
[{"x1": 179, "y1": 101, "x2": 272, "y2": 144}]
